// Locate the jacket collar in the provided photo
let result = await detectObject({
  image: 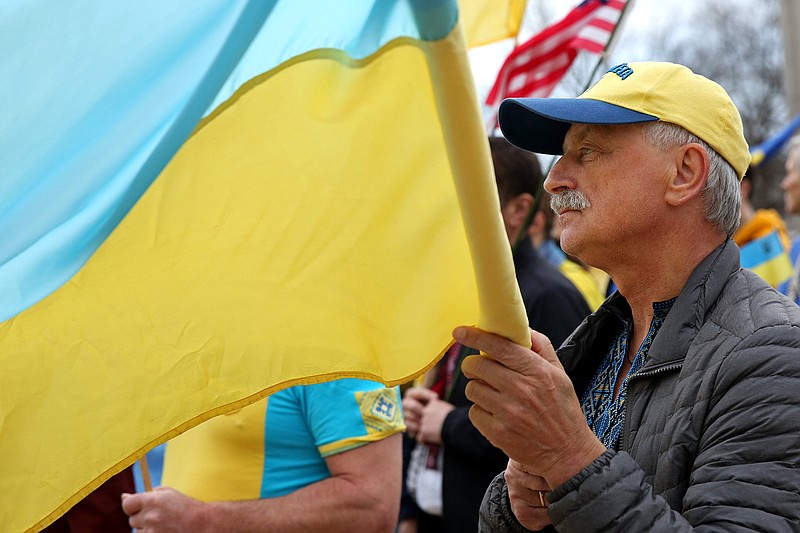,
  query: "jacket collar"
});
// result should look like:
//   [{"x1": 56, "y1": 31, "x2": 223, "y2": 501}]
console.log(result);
[
  {"x1": 638, "y1": 238, "x2": 739, "y2": 369},
  {"x1": 559, "y1": 239, "x2": 740, "y2": 380}
]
